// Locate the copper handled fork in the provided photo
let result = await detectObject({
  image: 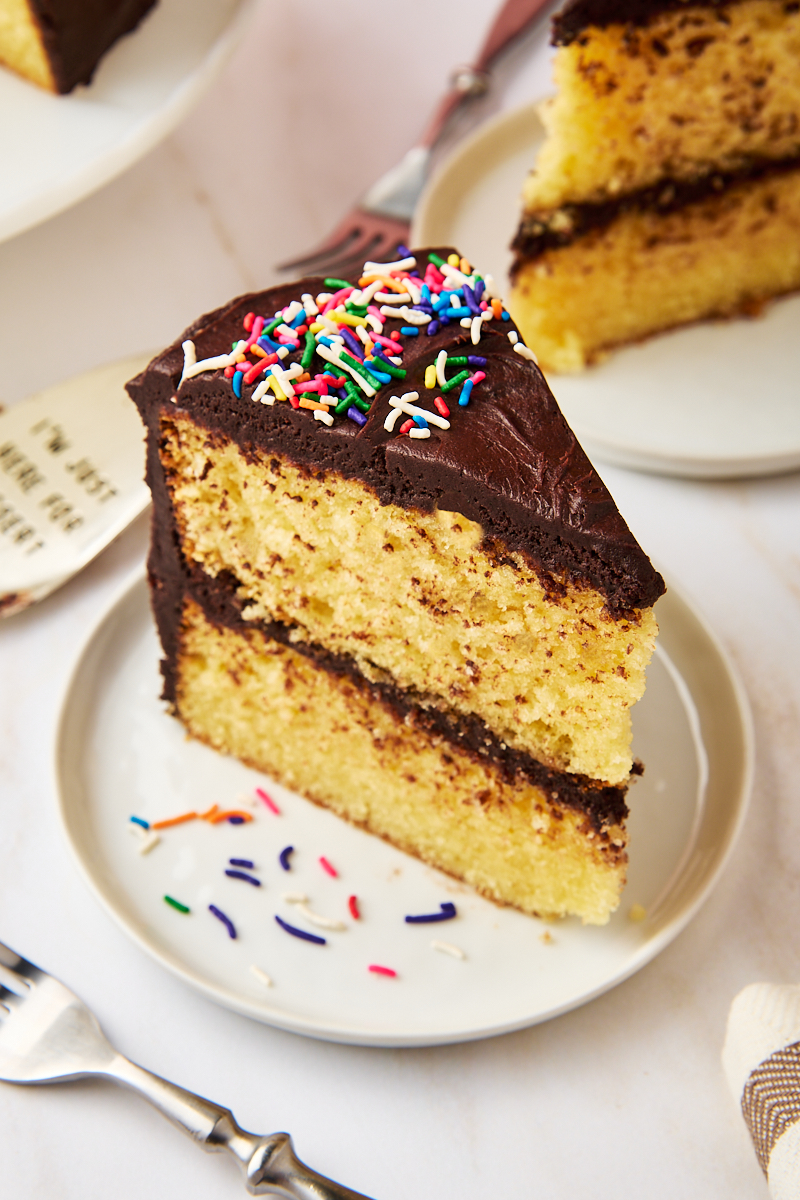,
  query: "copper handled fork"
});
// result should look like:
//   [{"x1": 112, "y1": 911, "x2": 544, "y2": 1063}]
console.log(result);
[
  {"x1": 0, "y1": 939, "x2": 374, "y2": 1199},
  {"x1": 277, "y1": 0, "x2": 552, "y2": 279}
]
